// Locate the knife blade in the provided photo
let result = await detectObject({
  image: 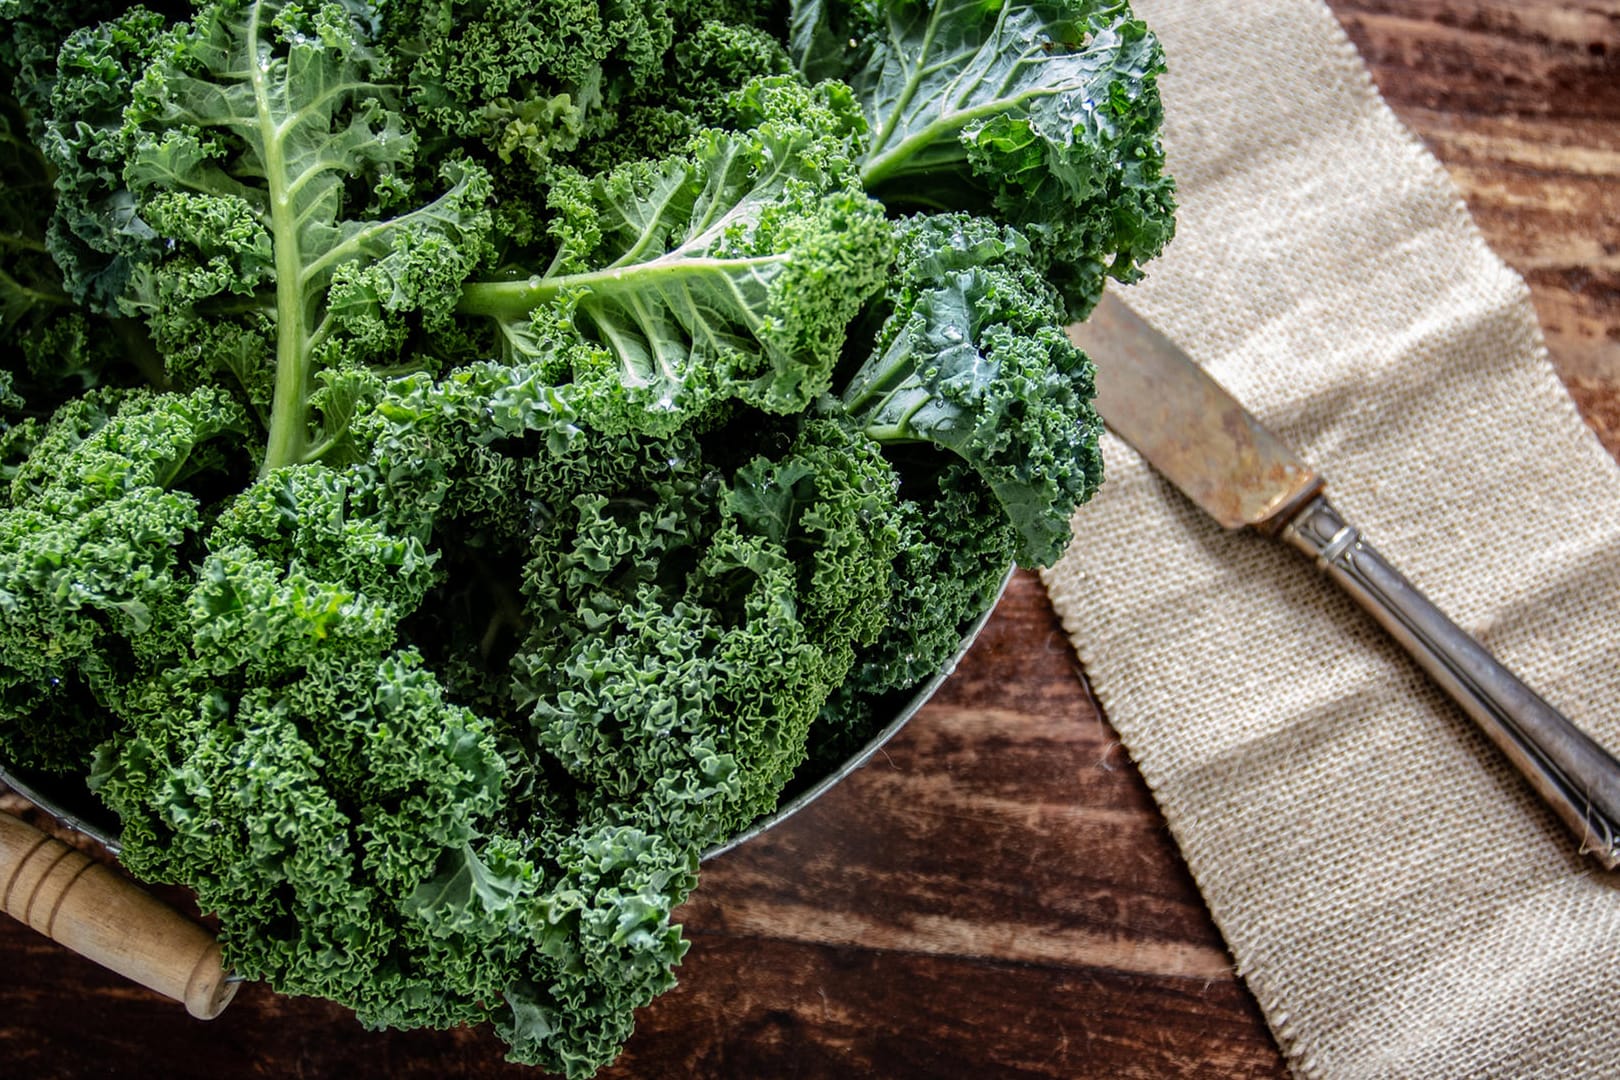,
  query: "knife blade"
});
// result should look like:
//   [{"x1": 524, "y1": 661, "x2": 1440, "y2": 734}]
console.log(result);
[
  {"x1": 1069, "y1": 293, "x2": 1620, "y2": 870},
  {"x1": 1076, "y1": 293, "x2": 1323, "y2": 532}
]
